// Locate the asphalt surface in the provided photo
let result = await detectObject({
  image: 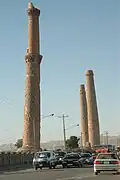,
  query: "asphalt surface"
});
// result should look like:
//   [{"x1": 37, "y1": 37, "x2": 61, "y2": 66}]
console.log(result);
[{"x1": 0, "y1": 167, "x2": 120, "y2": 180}]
